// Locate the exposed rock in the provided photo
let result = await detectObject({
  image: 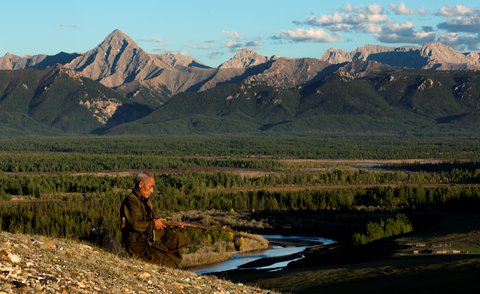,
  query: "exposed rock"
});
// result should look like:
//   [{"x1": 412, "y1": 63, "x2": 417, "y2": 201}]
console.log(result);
[
  {"x1": 79, "y1": 97, "x2": 122, "y2": 125},
  {"x1": 65, "y1": 30, "x2": 215, "y2": 96},
  {"x1": 321, "y1": 43, "x2": 480, "y2": 70},
  {"x1": 65, "y1": 29, "x2": 157, "y2": 88},
  {"x1": 245, "y1": 57, "x2": 330, "y2": 89},
  {"x1": 335, "y1": 60, "x2": 392, "y2": 78},
  {"x1": 421, "y1": 42, "x2": 480, "y2": 70},
  {"x1": 2, "y1": 29, "x2": 479, "y2": 121},
  {"x1": 0, "y1": 52, "x2": 79, "y2": 70},
  {"x1": 320, "y1": 44, "x2": 420, "y2": 65},
  {"x1": 0, "y1": 231, "x2": 275, "y2": 294},
  {"x1": 320, "y1": 48, "x2": 351, "y2": 64},
  {"x1": 154, "y1": 53, "x2": 211, "y2": 69},
  {"x1": 219, "y1": 48, "x2": 271, "y2": 69},
  {"x1": 417, "y1": 78, "x2": 434, "y2": 91},
  {"x1": 0, "y1": 53, "x2": 31, "y2": 70}
]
